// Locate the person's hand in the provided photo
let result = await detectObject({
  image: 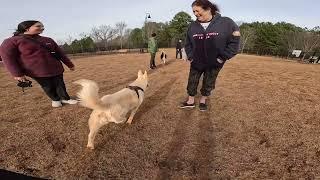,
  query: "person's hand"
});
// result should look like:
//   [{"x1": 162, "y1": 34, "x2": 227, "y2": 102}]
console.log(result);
[
  {"x1": 217, "y1": 58, "x2": 224, "y2": 64},
  {"x1": 69, "y1": 66, "x2": 75, "y2": 71},
  {"x1": 14, "y1": 76, "x2": 26, "y2": 81},
  {"x1": 184, "y1": 58, "x2": 192, "y2": 63}
]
